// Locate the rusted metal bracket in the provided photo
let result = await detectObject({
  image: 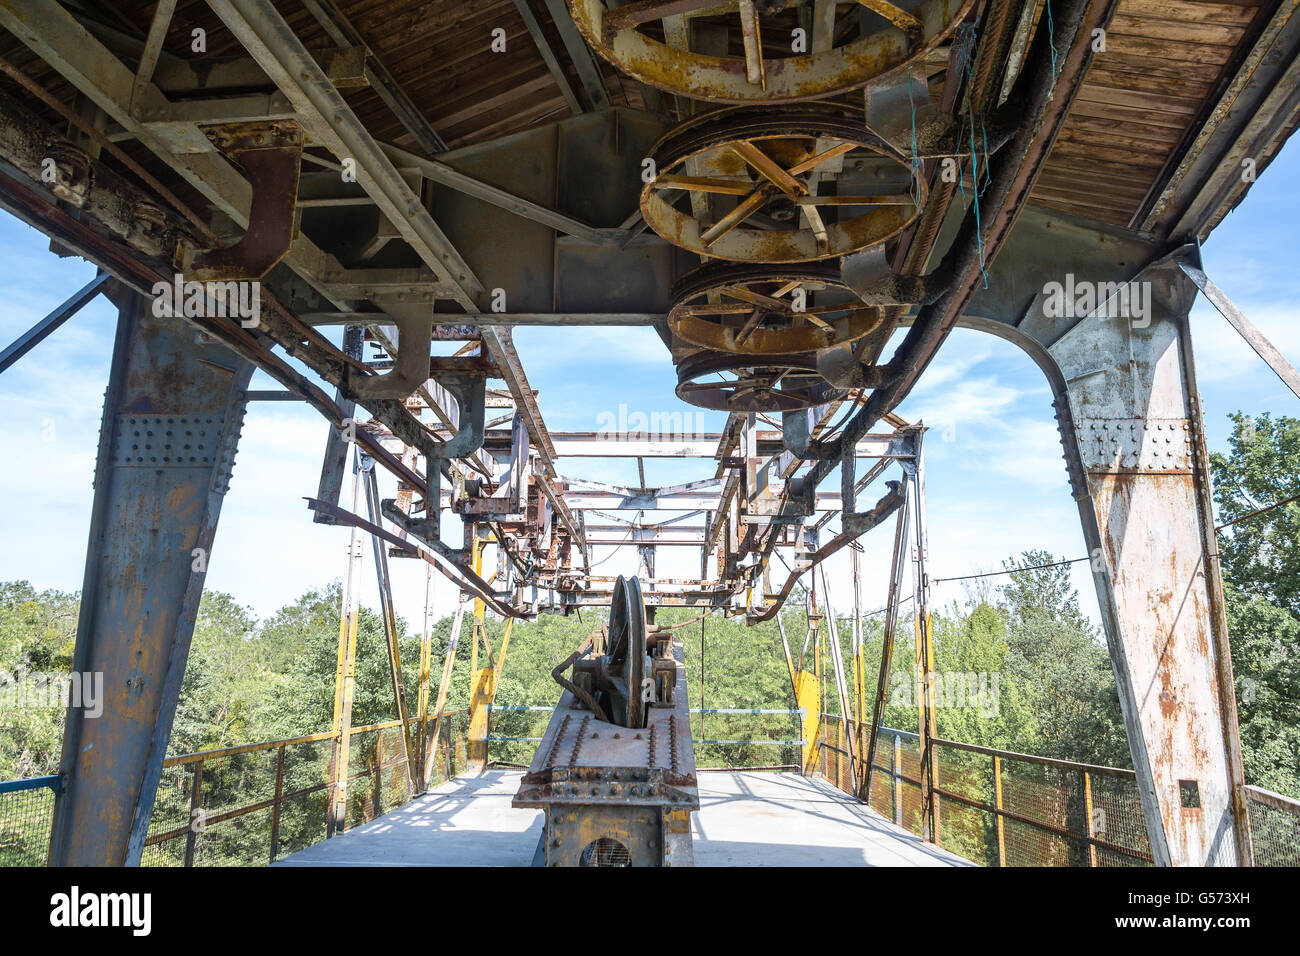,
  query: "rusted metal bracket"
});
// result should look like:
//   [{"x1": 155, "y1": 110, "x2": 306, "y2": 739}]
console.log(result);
[
  {"x1": 380, "y1": 361, "x2": 490, "y2": 548},
  {"x1": 349, "y1": 315, "x2": 434, "y2": 399},
  {"x1": 178, "y1": 120, "x2": 303, "y2": 281},
  {"x1": 841, "y1": 435, "x2": 905, "y2": 535},
  {"x1": 428, "y1": 363, "x2": 490, "y2": 460}
]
